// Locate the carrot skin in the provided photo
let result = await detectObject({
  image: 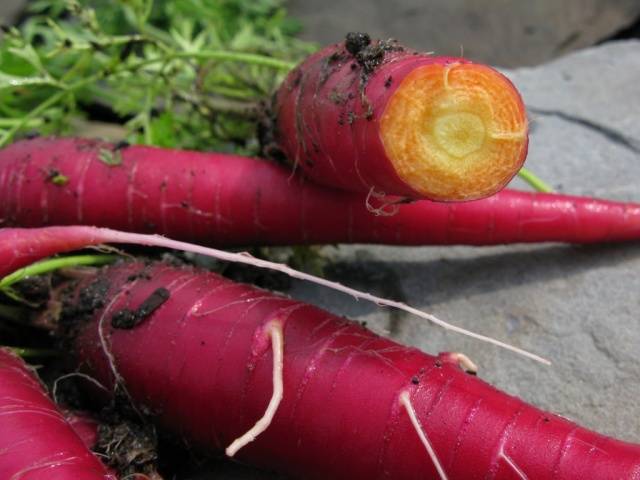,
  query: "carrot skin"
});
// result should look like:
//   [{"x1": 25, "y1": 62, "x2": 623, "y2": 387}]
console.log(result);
[
  {"x1": 62, "y1": 262, "x2": 640, "y2": 480},
  {"x1": 0, "y1": 348, "x2": 116, "y2": 480},
  {"x1": 1, "y1": 137, "x2": 640, "y2": 247},
  {"x1": 65, "y1": 410, "x2": 101, "y2": 449},
  {"x1": 273, "y1": 44, "x2": 428, "y2": 196}
]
